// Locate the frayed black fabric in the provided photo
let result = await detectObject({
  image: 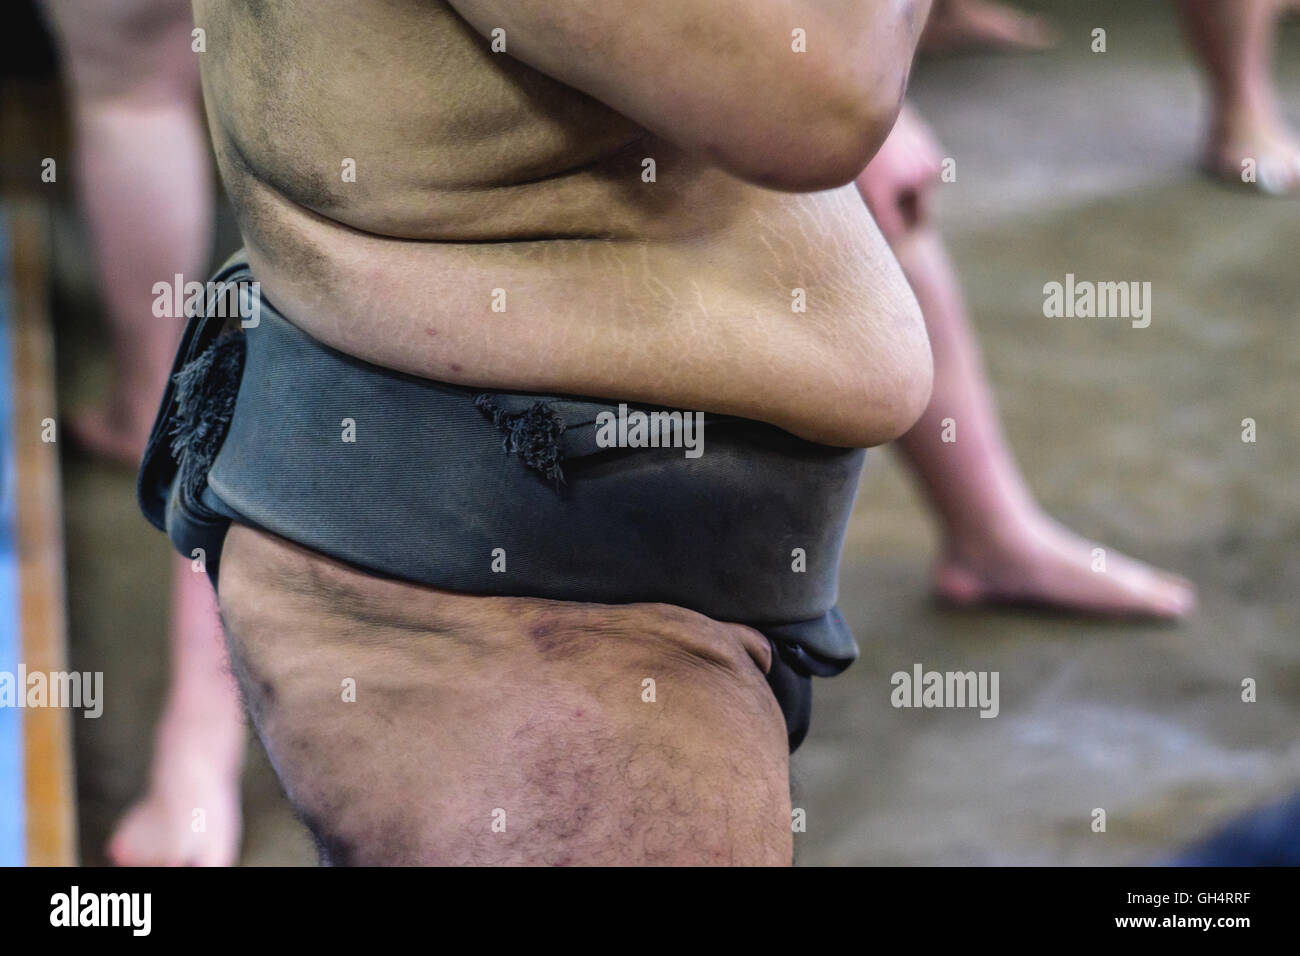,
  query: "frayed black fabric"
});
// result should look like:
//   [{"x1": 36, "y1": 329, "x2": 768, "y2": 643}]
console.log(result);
[
  {"x1": 138, "y1": 252, "x2": 867, "y2": 752},
  {"x1": 474, "y1": 394, "x2": 567, "y2": 484},
  {"x1": 170, "y1": 334, "x2": 246, "y2": 504}
]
